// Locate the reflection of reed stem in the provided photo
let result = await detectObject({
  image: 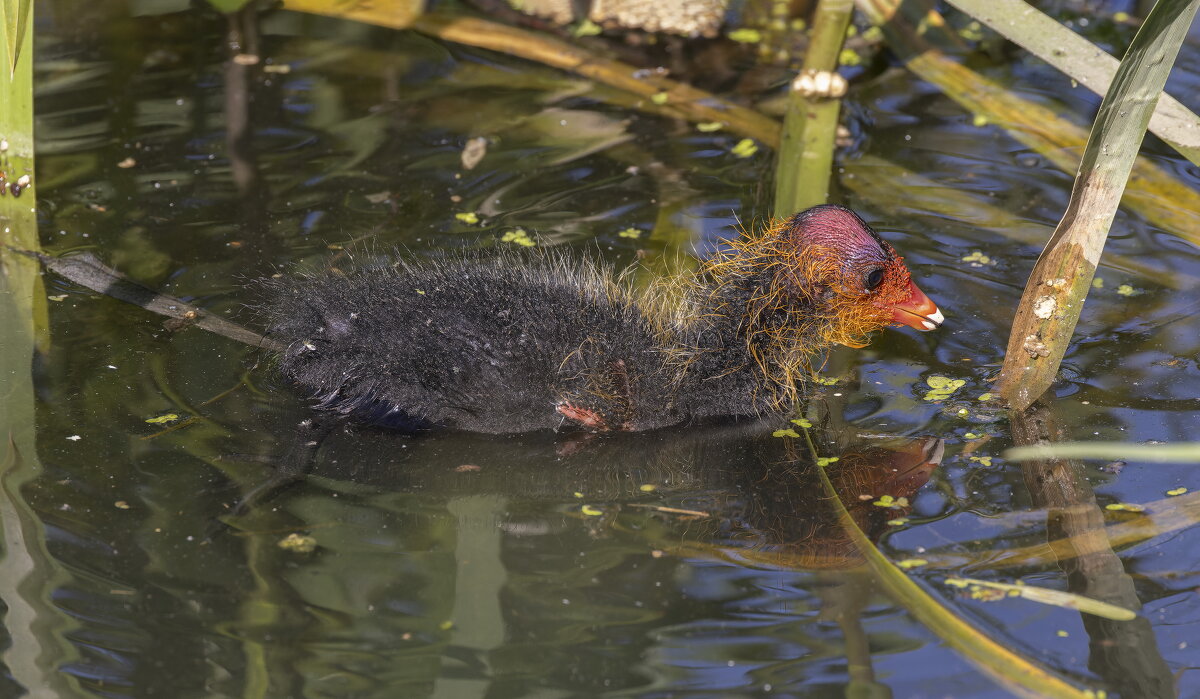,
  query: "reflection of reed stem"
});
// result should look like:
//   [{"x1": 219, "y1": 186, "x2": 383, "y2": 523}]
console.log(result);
[{"x1": 1010, "y1": 403, "x2": 1174, "y2": 699}]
